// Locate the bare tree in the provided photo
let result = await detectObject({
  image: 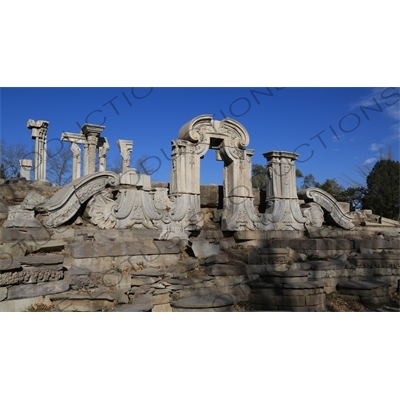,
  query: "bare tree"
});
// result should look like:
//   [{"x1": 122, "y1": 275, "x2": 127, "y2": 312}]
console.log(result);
[
  {"x1": 46, "y1": 140, "x2": 72, "y2": 186},
  {"x1": 0, "y1": 138, "x2": 32, "y2": 179}
]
